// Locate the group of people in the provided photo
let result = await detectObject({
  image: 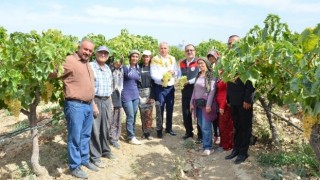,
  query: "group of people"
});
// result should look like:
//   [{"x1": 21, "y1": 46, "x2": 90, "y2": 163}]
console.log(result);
[
  {"x1": 180, "y1": 35, "x2": 255, "y2": 164},
  {"x1": 57, "y1": 35, "x2": 255, "y2": 179}
]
